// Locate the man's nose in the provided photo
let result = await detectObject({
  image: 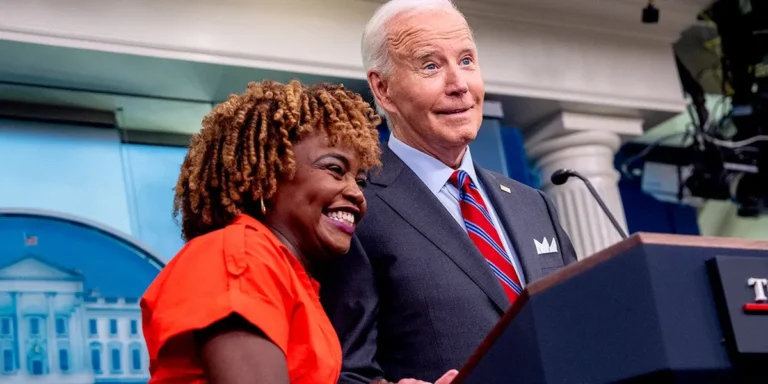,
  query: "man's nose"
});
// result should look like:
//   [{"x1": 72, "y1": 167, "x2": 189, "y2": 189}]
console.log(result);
[{"x1": 444, "y1": 64, "x2": 469, "y2": 95}]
